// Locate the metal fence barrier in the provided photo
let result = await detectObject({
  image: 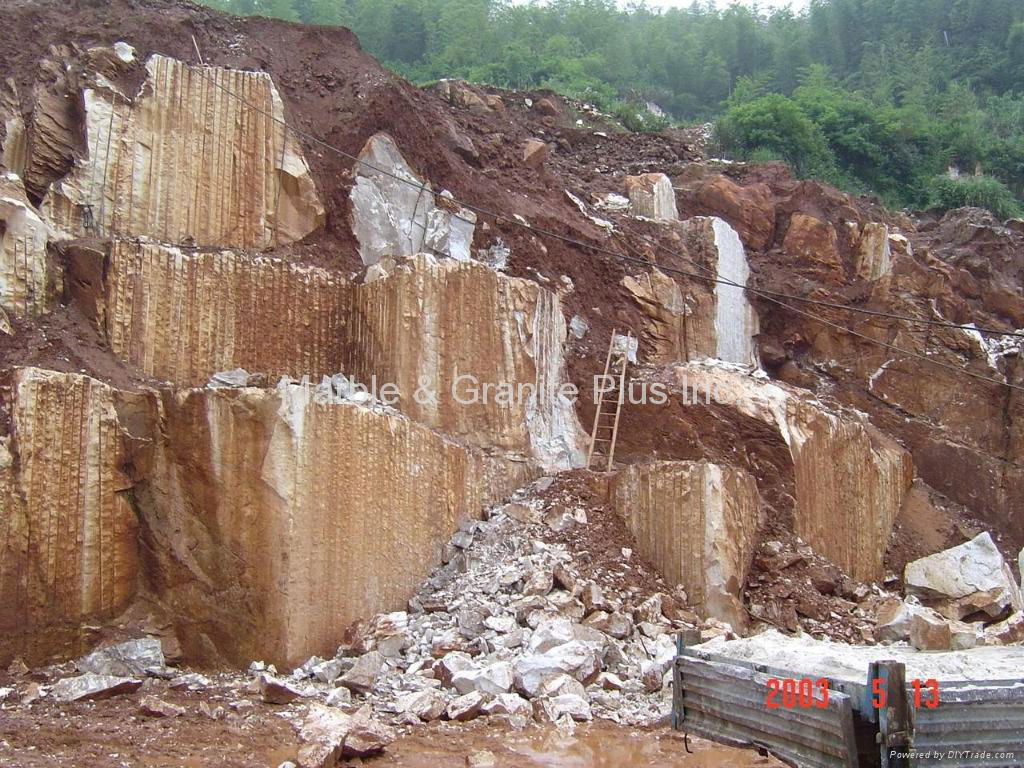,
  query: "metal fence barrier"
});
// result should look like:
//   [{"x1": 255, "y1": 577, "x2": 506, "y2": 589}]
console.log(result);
[{"x1": 674, "y1": 639, "x2": 1024, "y2": 768}]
